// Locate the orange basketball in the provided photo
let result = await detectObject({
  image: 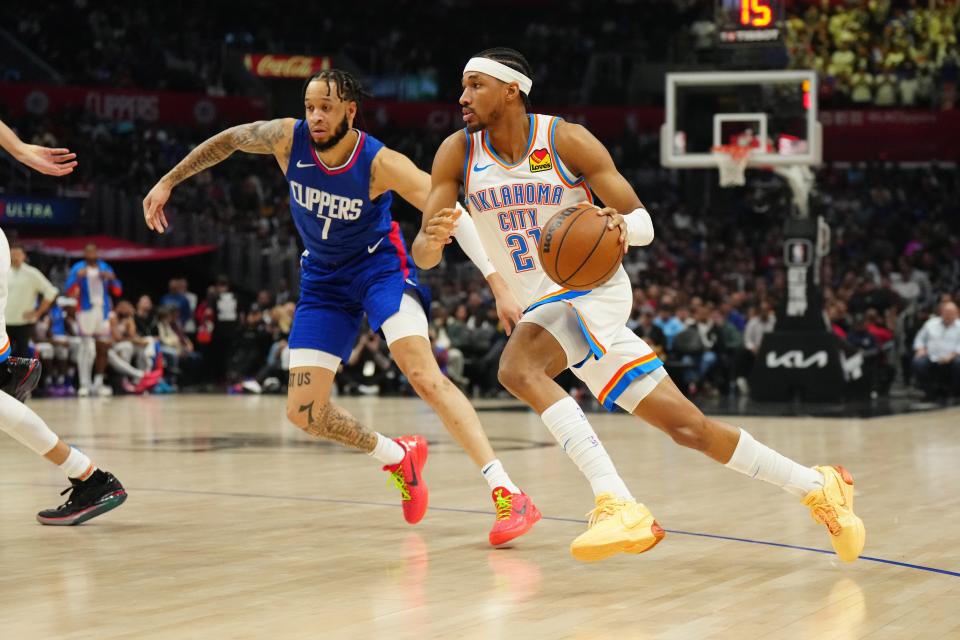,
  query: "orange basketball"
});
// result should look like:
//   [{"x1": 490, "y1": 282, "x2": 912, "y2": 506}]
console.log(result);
[{"x1": 538, "y1": 203, "x2": 623, "y2": 291}]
